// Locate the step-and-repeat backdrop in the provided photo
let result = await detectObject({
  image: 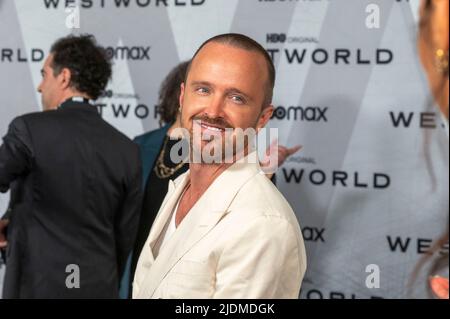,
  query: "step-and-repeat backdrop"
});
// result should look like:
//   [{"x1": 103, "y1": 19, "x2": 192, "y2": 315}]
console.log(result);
[{"x1": 0, "y1": 0, "x2": 448, "y2": 299}]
